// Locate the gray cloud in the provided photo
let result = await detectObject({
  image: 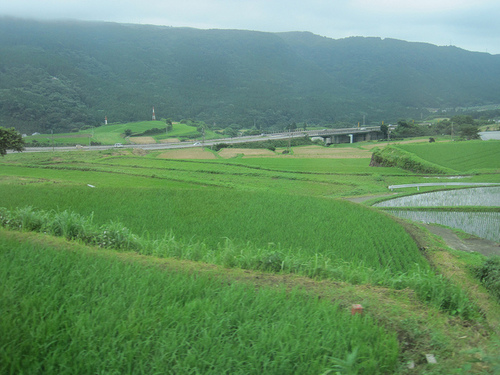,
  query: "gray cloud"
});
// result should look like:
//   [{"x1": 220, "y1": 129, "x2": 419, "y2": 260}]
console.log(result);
[{"x1": 1, "y1": 0, "x2": 499, "y2": 54}]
